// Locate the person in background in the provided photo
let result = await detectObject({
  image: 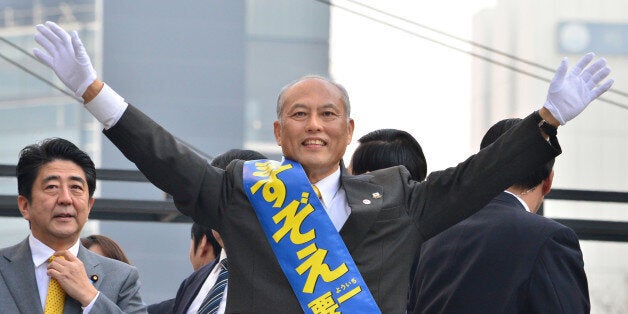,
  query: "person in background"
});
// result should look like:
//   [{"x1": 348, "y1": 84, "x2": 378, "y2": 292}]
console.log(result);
[
  {"x1": 34, "y1": 20, "x2": 612, "y2": 313},
  {"x1": 82, "y1": 234, "x2": 131, "y2": 264},
  {"x1": 0, "y1": 138, "x2": 145, "y2": 313},
  {"x1": 188, "y1": 222, "x2": 221, "y2": 272},
  {"x1": 148, "y1": 149, "x2": 266, "y2": 314},
  {"x1": 349, "y1": 128, "x2": 427, "y2": 182},
  {"x1": 408, "y1": 118, "x2": 589, "y2": 313}
]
